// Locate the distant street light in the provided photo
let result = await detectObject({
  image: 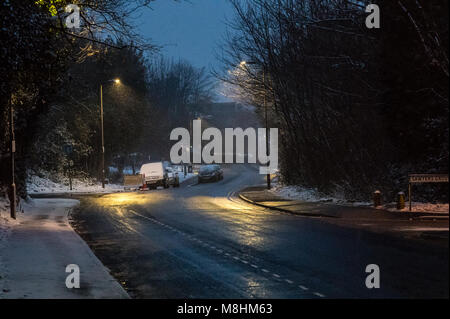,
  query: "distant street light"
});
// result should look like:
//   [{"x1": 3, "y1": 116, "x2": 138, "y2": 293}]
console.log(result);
[
  {"x1": 241, "y1": 61, "x2": 271, "y2": 190},
  {"x1": 100, "y1": 78, "x2": 121, "y2": 188}
]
